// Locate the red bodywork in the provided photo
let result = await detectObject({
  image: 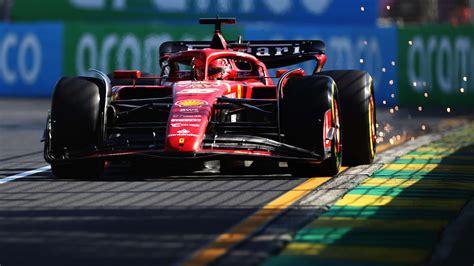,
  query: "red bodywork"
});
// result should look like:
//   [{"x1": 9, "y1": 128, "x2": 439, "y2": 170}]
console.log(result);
[{"x1": 46, "y1": 18, "x2": 332, "y2": 163}]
